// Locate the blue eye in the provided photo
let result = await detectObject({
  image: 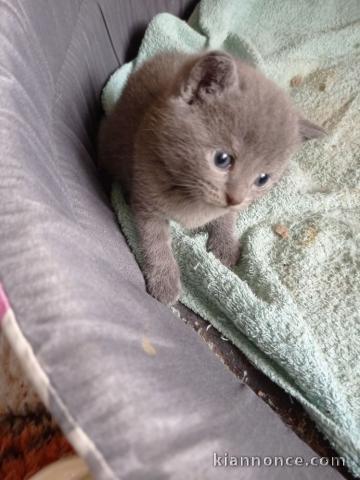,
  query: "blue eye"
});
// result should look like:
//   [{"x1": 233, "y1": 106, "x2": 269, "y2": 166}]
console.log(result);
[
  {"x1": 214, "y1": 151, "x2": 234, "y2": 169},
  {"x1": 255, "y1": 173, "x2": 270, "y2": 187}
]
